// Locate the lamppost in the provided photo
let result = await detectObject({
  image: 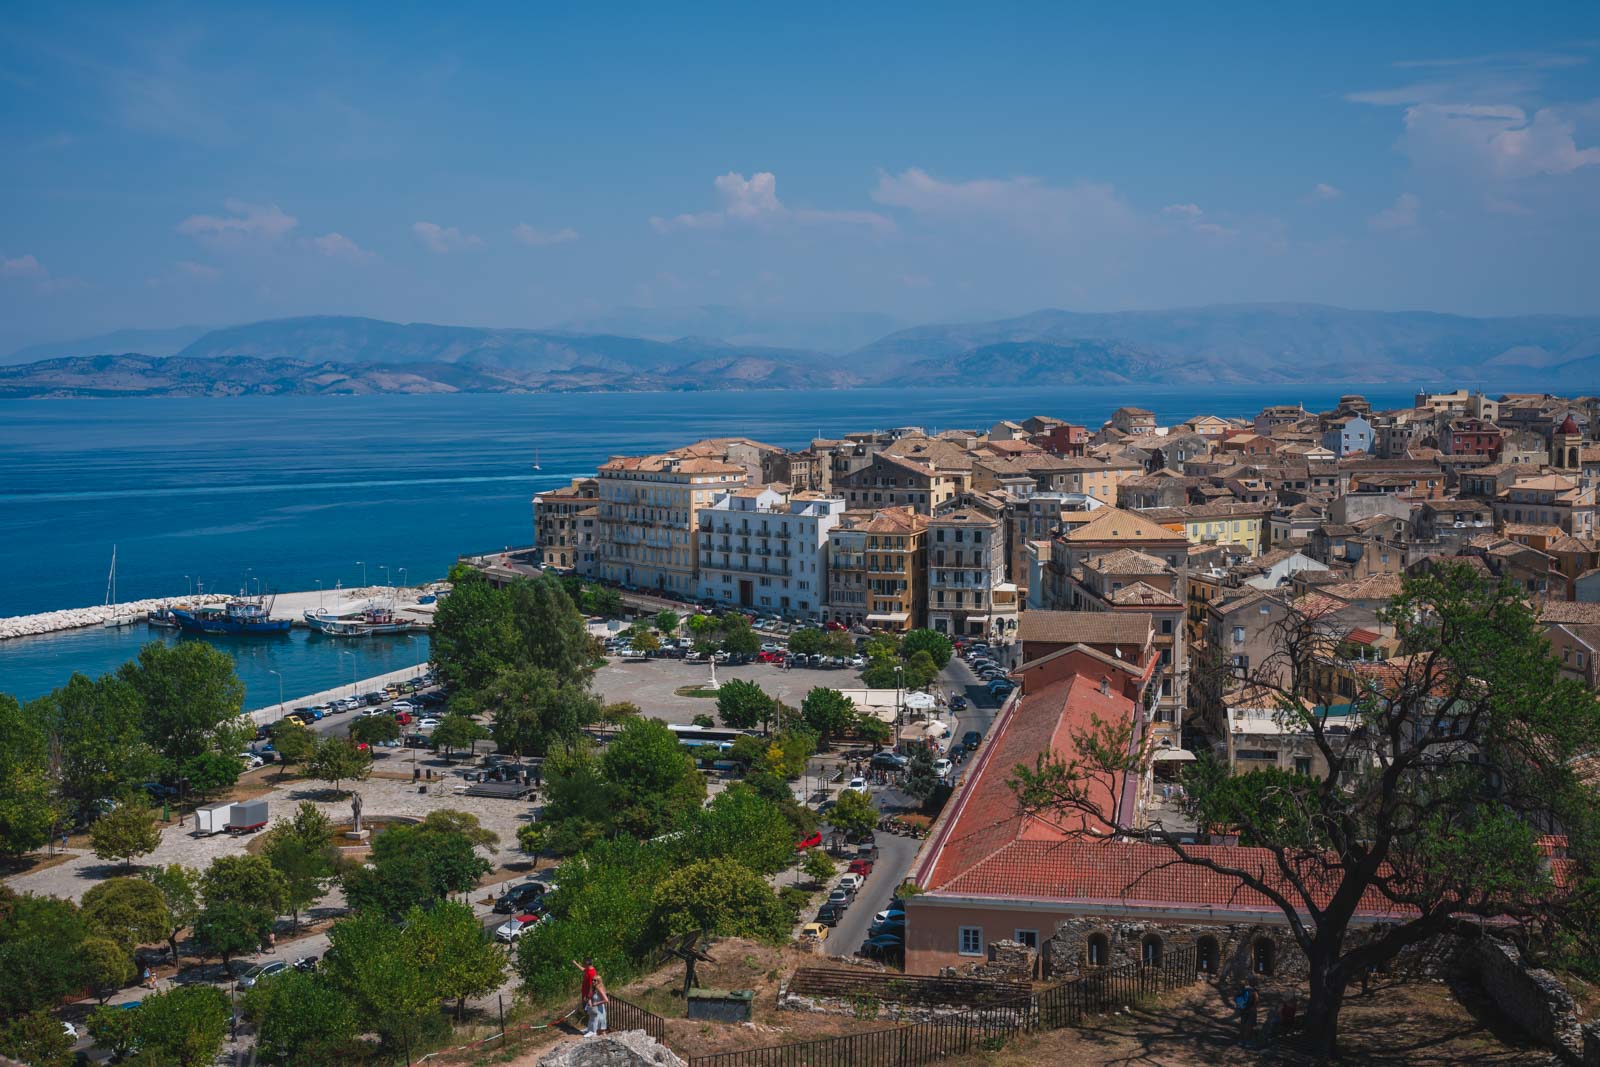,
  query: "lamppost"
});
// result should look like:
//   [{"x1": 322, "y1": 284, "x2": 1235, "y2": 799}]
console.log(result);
[
  {"x1": 398, "y1": 567, "x2": 408, "y2": 592},
  {"x1": 894, "y1": 664, "x2": 905, "y2": 750},
  {"x1": 316, "y1": 579, "x2": 324, "y2": 609},
  {"x1": 356, "y1": 560, "x2": 367, "y2": 588},
  {"x1": 341, "y1": 650, "x2": 358, "y2": 696},
  {"x1": 268, "y1": 669, "x2": 284, "y2": 721},
  {"x1": 183, "y1": 574, "x2": 191, "y2": 597},
  {"x1": 380, "y1": 564, "x2": 391, "y2": 590},
  {"x1": 409, "y1": 633, "x2": 425, "y2": 679}
]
